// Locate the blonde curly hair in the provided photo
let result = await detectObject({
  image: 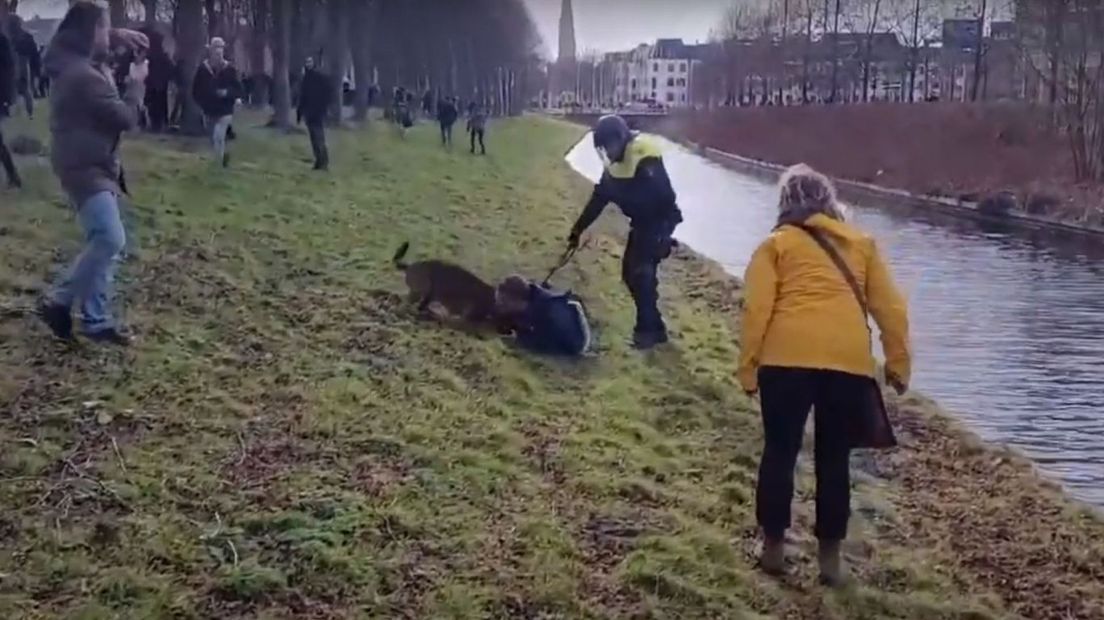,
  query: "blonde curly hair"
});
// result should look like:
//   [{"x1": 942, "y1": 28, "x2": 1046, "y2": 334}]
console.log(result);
[{"x1": 777, "y1": 164, "x2": 848, "y2": 225}]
